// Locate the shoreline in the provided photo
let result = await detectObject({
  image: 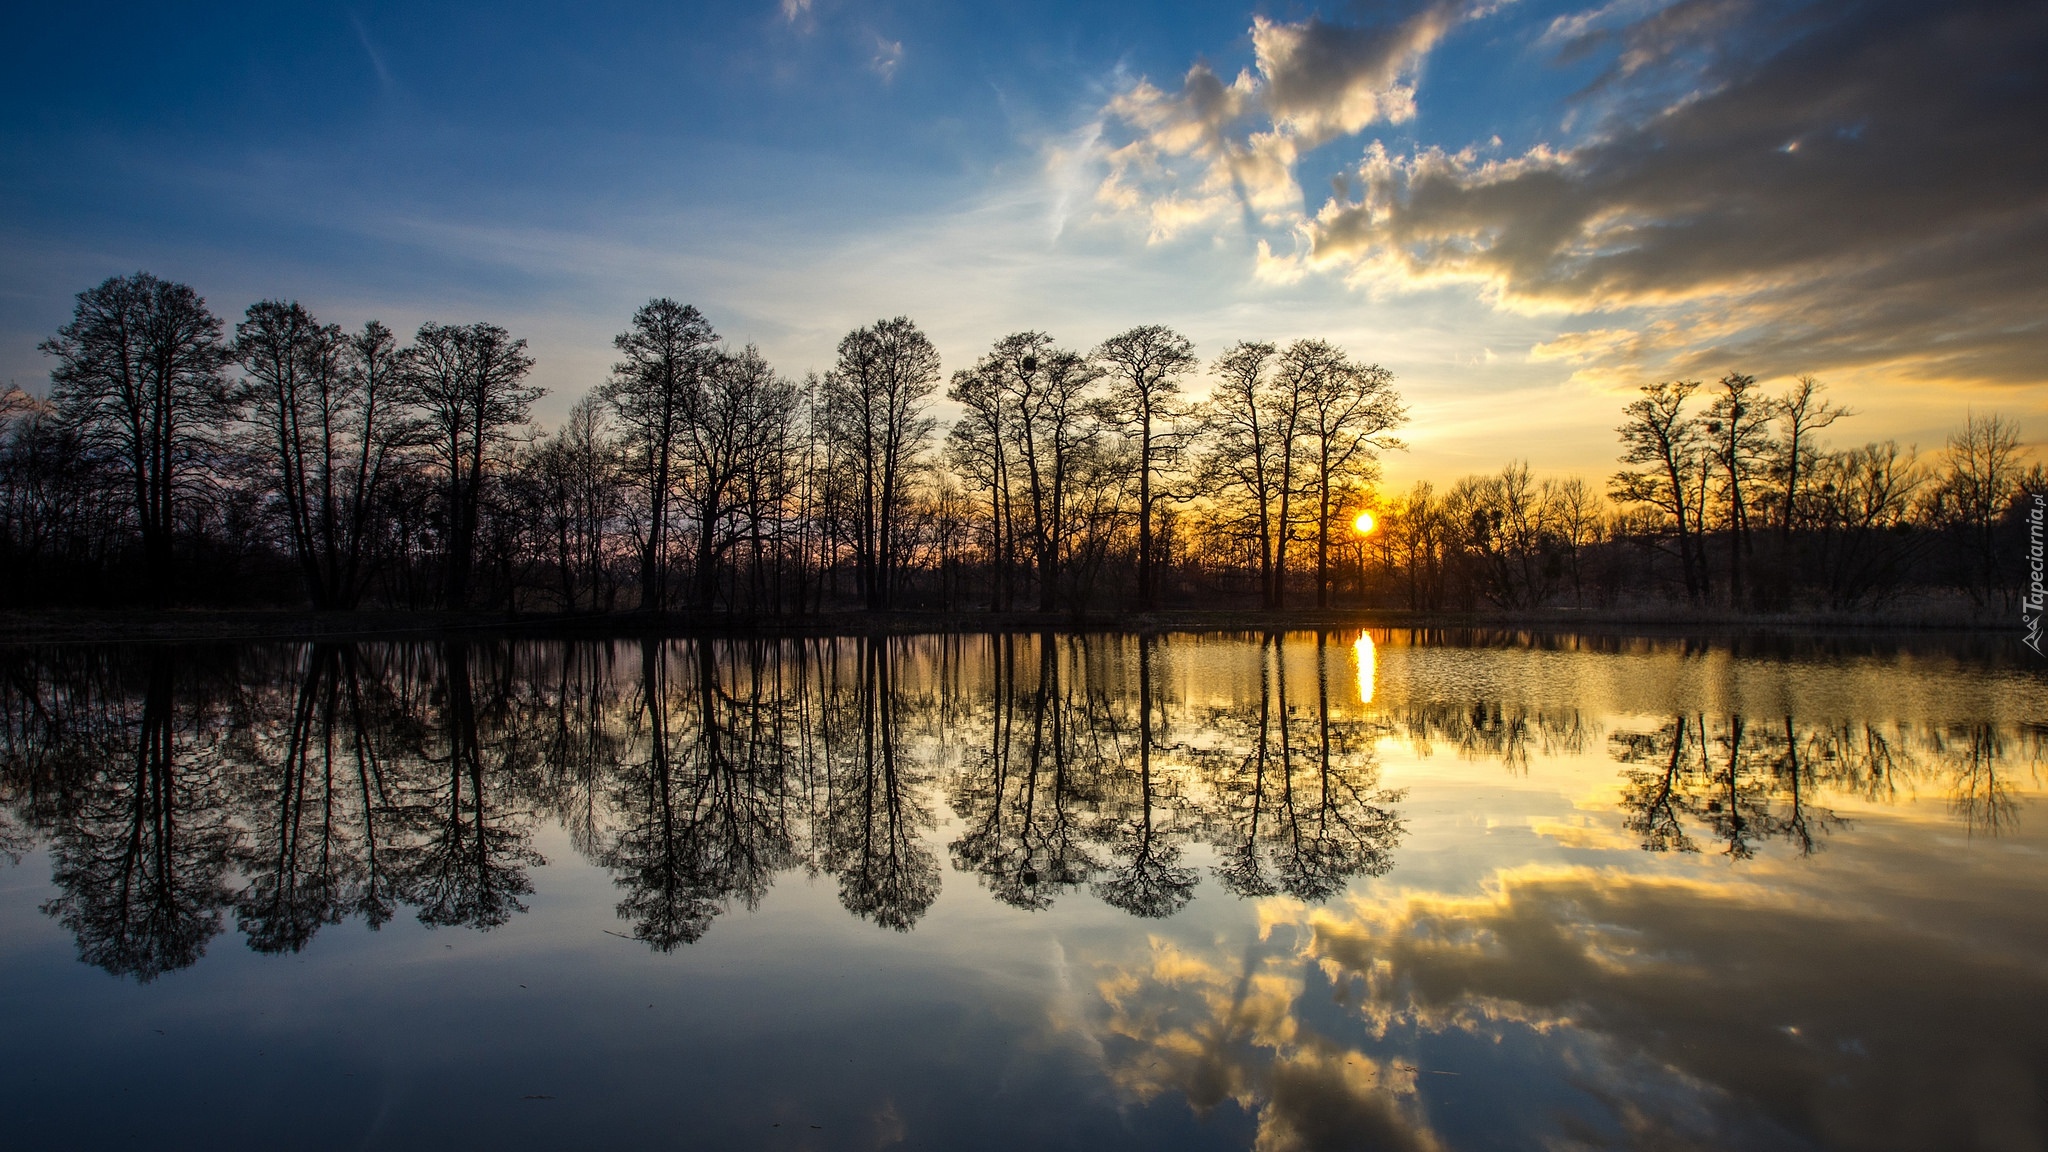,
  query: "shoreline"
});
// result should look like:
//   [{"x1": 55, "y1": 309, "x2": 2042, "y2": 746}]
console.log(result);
[{"x1": 0, "y1": 604, "x2": 2017, "y2": 646}]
